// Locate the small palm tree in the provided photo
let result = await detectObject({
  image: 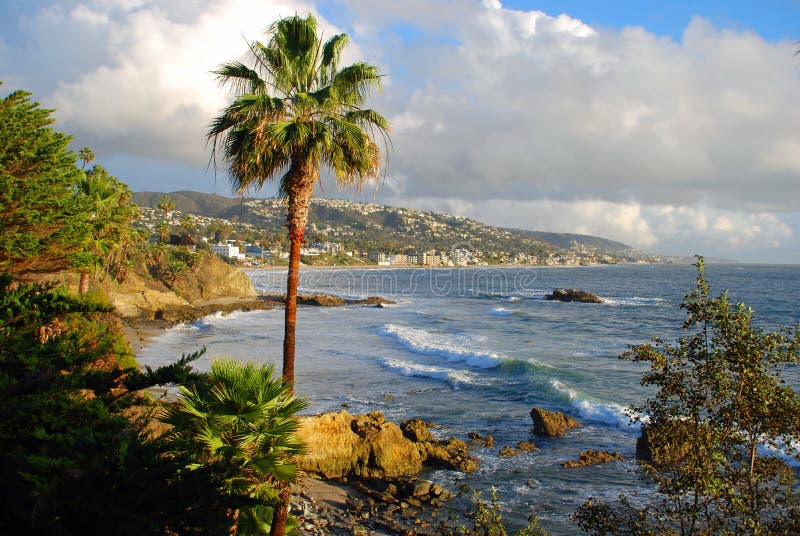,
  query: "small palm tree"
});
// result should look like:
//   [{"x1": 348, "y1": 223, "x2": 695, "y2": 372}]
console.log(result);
[
  {"x1": 167, "y1": 359, "x2": 307, "y2": 535},
  {"x1": 157, "y1": 194, "x2": 175, "y2": 220},
  {"x1": 74, "y1": 165, "x2": 139, "y2": 292},
  {"x1": 156, "y1": 221, "x2": 170, "y2": 244},
  {"x1": 77, "y1": 146, "x2": 95, "y2": 169},
  {"x1": 180, "y1": 214, "x2": 195, "y2": 234}
]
